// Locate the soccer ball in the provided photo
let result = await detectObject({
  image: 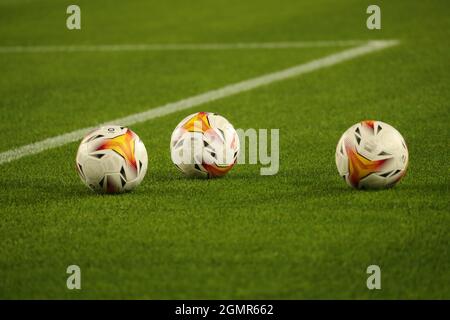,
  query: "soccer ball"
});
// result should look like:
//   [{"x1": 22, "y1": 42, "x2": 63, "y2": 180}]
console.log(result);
[
  {"x1": 170, "y1": 112, "x2": 240, "y2": 178},
  {"x1": 76, "y1": 125, "x2": 148, "y2": 193},
  {"x1": 335, "y1": 120, "x2": 408, "y2": 189}
]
